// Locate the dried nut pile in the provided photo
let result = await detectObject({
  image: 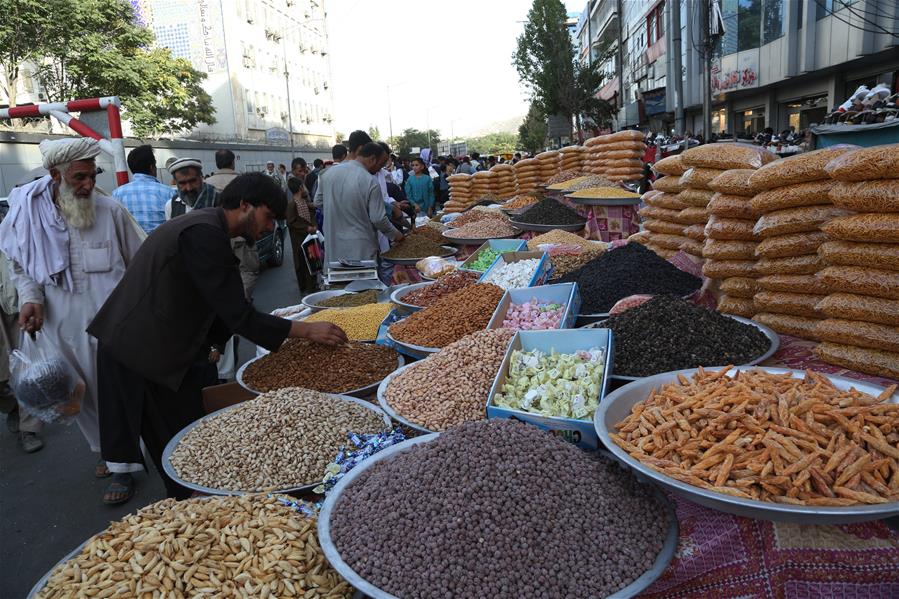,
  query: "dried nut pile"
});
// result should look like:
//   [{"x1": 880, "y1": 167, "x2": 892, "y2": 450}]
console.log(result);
[
  {"x1": 384, "y1": 329, "x2": 515, "y2": 430},
  {"x1": 35, "y1": 495, "x2": 351, "y2": 598},
  {"x1": 447, "y1": 219, "x2": 519, "y2": 239},
  {"x1": 330, "y1": 419, "x2": 670, "y2": 599},
  {"x1": 567, "y1": 186, "x2": 640, "y2": 199},
  {"x1": 447, "y1": 209, "x2": 507, "y2": 228},
  {"x1": 502, "y1": 194, "x2": 539, "y2": 210},
  {"x1": 303, "y1": 303, "x2": 393, "y2": 340},
  {"x1": 382, "y1": 234, "x2": 452, "y2": 260},
  {"x1": 400, "y1": 270, "x2": 479, "y2": 307},
  {"x1": 528, "y1": 229, "x2": 606, "y2": 278},
  {"x1": 562, "y1": 174, "x2": 617, "y2": 191},
  {"x1": 388, "y1": 283, "x2": 505, "y2": 348},
  {"x1": 316, "y1": 289, "x2": 379, "y2": 308},
  {"x1": 169, "y1": 388, "x2": 387, "y2": 491},
  {"x1": 242, "y1": 339, "x2": 398, "y2": 393},
  {"x1": 545, "y1": 169, "x2": 586, "y2": 186},
  {"x1": 483, "y1": 258, "x2": 542, "y2": 290},
  {"x1": 502, "y1": 299, "x2": 565, "y2": 330},
  {"x1": 411, "y1": 225, "x2": 445, "y2": 244}
]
